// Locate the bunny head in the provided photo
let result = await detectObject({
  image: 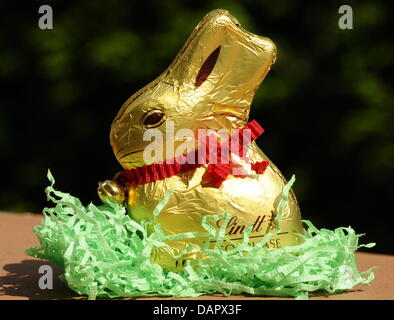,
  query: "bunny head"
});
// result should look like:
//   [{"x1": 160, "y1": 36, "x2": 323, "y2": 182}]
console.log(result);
[{"x1": 110, "y1": 9, "x2": 277, "y2": 170}]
